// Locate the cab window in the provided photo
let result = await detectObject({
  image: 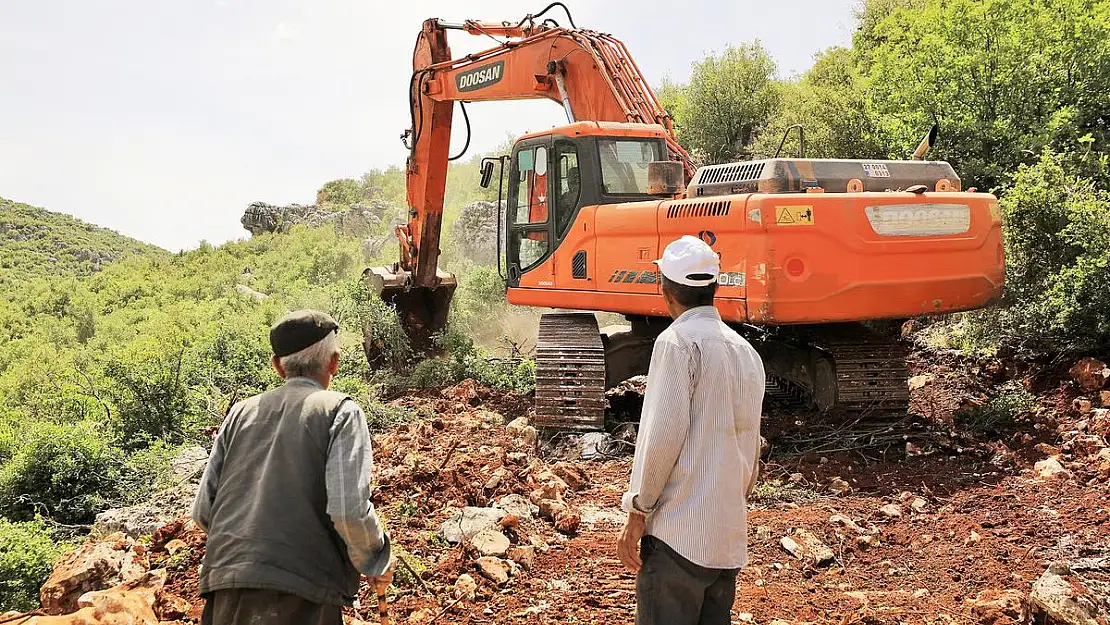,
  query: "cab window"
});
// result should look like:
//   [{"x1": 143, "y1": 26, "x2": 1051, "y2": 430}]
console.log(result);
[
  {"x1": 598, "y1": 139, "x2": 662, "y2": 195},
  {"x1": 512, "y1": 145, "x2": 548, "y2": 224},
  {"x1": 554, "y1": 142, "x2": 580, "y2": 236}
]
